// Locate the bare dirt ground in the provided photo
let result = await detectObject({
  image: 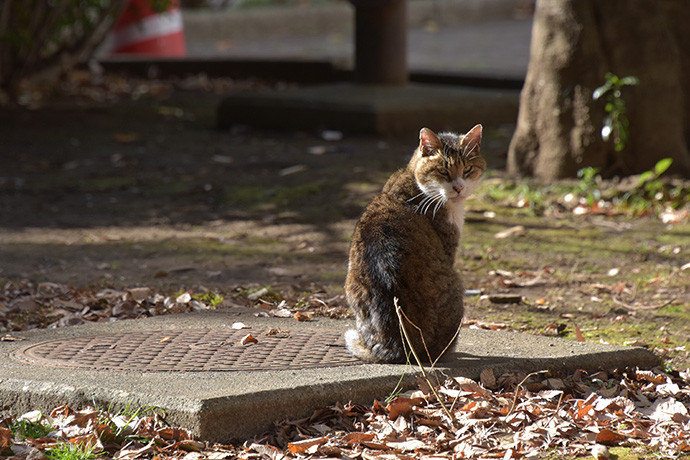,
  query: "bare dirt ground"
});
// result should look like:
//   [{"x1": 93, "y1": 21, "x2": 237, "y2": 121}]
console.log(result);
[{"x1": 1, "y1": 79, "x2": 689, "y2": 368}]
